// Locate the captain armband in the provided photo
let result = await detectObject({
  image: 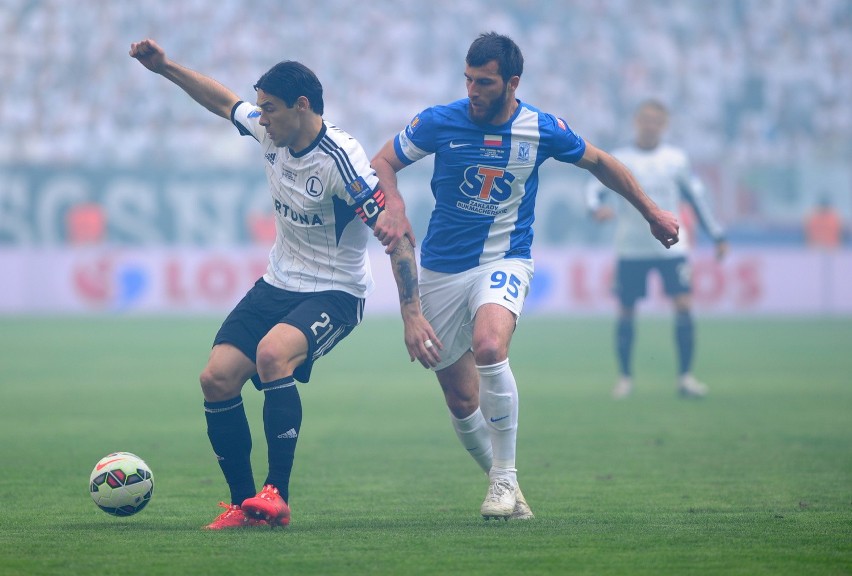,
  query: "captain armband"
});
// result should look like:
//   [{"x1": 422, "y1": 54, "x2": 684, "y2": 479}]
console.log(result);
[{"x1": 354, "y1": 189, "x2": 386, "y2": 228}]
